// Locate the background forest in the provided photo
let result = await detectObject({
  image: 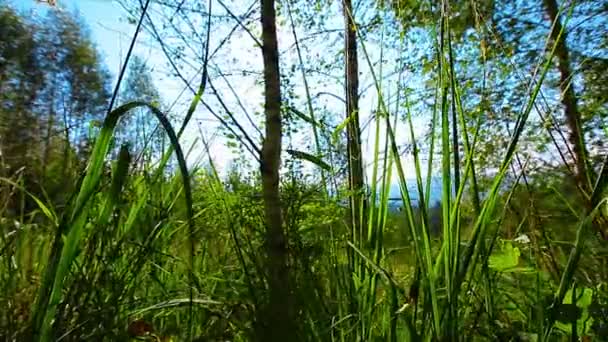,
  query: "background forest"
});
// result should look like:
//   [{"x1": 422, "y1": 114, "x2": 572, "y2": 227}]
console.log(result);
[{"x1": 0, "y1": 0, "x2": 607, "y2": 341}]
